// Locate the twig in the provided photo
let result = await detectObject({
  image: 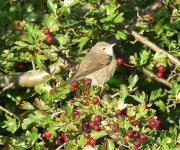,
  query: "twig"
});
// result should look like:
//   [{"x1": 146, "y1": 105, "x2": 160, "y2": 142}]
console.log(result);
[
  {"x1": 131, "y1": 31, "x2": 180, "y2": 67},
  {"x1": 166, "y1": 101, "x2": 180, "y2": 109},
  {"x1": 0, "y1": 105, "x2": 20, "y2": 121},
  {"x1": 167, "y1": 73, "x2": 180, "y2": 81},
  {"x1": 0, "y1": 82, "x2": 14, "y2": 95},
  {"x1": 142, "y1": 67, "x2": 172, "y2": 88},
  {"x1": 55, "y1": 143, "x2": 67, "y2": 150}
]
